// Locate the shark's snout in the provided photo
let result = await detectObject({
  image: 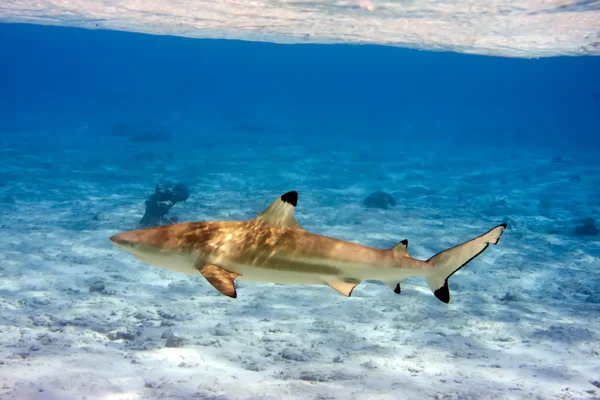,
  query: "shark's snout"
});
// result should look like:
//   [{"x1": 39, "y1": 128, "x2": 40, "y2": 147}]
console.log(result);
[
  {"x1": 109, "y1": 235, "x2": 131, "y2": 248},
  {"x1": 109, "y1": 231, "x2": 140, "y2": 248}
]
